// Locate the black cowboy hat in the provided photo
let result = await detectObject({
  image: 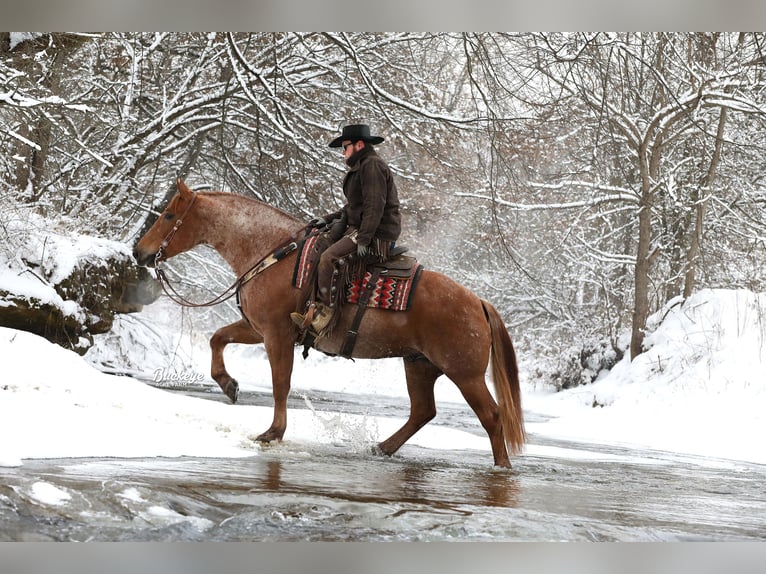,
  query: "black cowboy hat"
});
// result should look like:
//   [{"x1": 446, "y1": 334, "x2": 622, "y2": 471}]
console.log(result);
[{"x1": 328, "y1": 124, "x2": 385, "y2": 148}]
